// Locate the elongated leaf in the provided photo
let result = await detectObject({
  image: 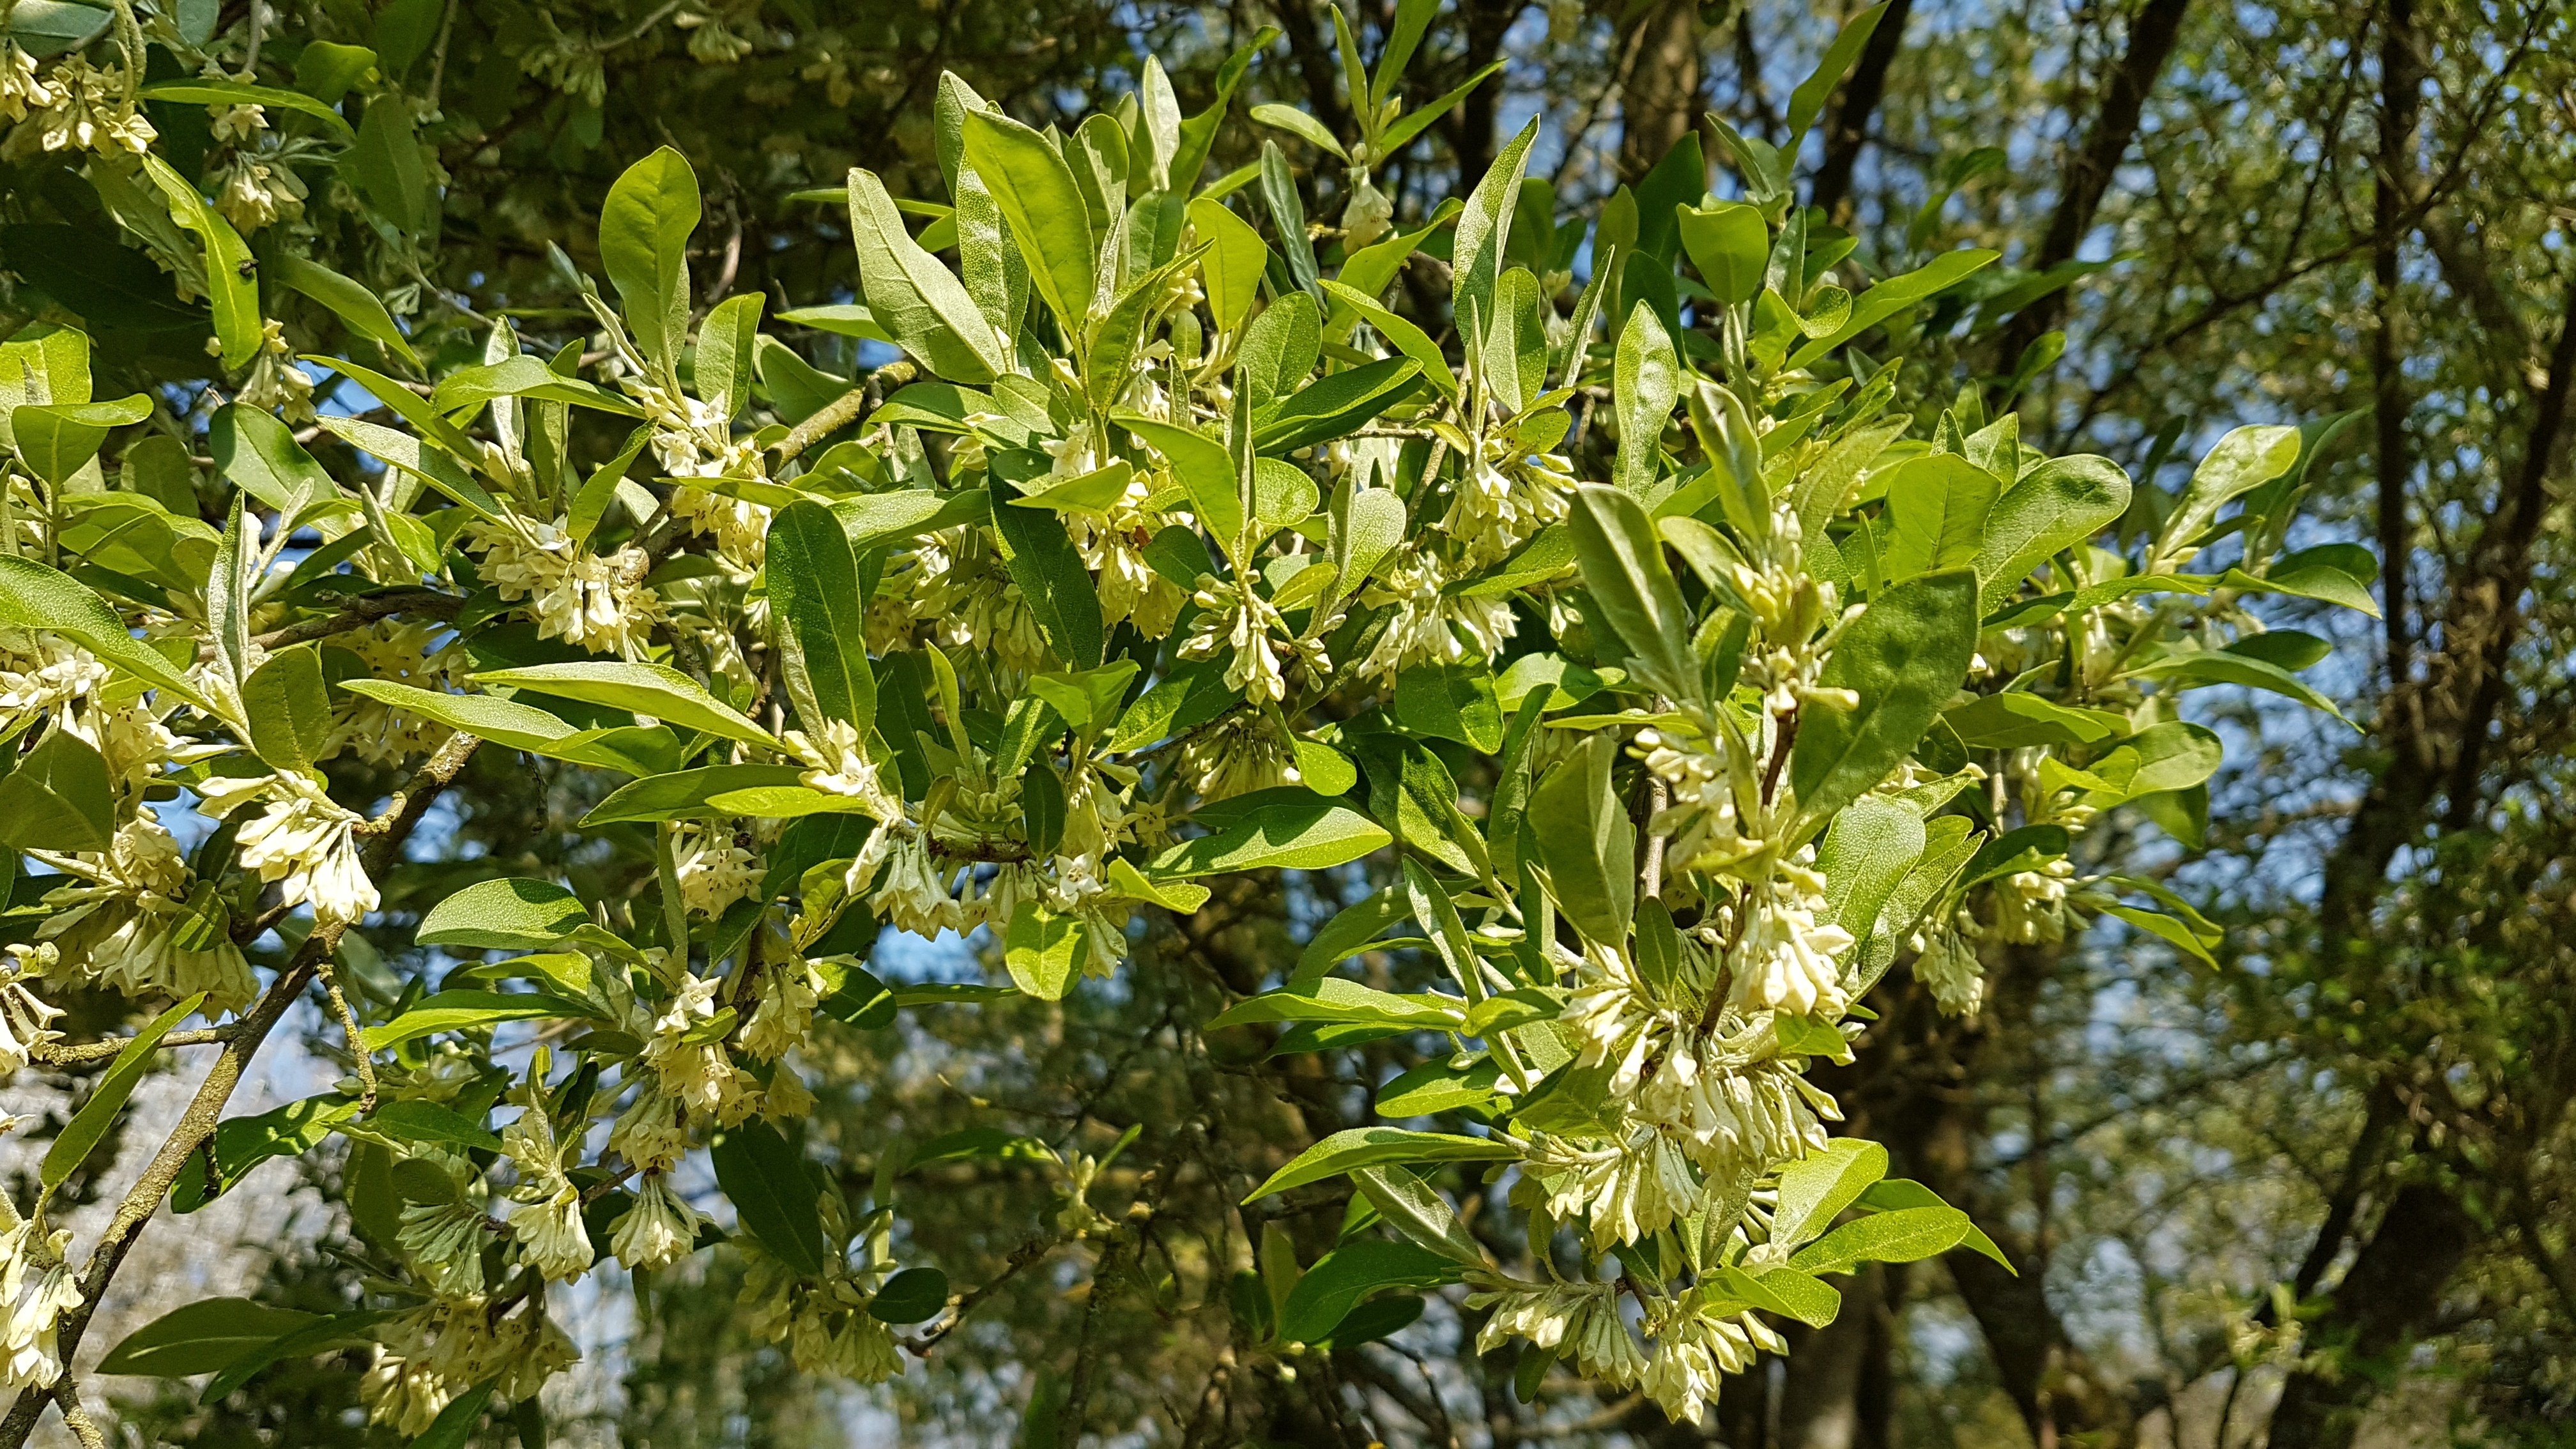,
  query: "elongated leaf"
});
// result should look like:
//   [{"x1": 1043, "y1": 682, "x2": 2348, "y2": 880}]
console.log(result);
[
  {"x1": 416, "y1": 877, "x2": 589, "y2": 951},
  {"x1": 243, "y1": 644, "x2": 334, "y2": 770},
  {"x1": 1528, "y1": 734, "x2": 1632, "y2": 947},
  {"x1": 1790, "y1": 569, "x2": 1979, "y2": 827},
  {"x1": 1189, "y1": 197, "x2": 1269, "y2": 334},
  {"x1": 196, "y1": 1310, "x2": 393, "y2": 1405},
  {"x1": 46, "y1": 993, "x2": 206, "y2": 1189},
  {"x1": 270, "y1": 252, "x2": 420, "y2": 367},
  {"x1": 1245, "y1": 1127, "x2": 1517, "y2": 1202},
  {"x1": 1451, "y1": 117, "x2": 1540, "y2": 345},
  {"x1": 1351, "y1": 1165, "x2": 1486, "y2": 1265},
  {"x1": 0, "y1": 727, "x2": 114, "y2": 852},
  {"x1": 962, "y1": 109, "x2": 1097, "y2": 331},
  {"x1": 1942, "y1": 692, "x2": 2130, "y2": 749},
  {"x1": 474, "y1": 661, "x2": 775, "y2": 746},
  {"x1": 1205, "y1": 979, "x2": 1466, "y2": 1031},
  {"x1": 100, "y1": 1298, "x2": 323, "y2": 1377},
  {"x1": 1613, "y1": 303, "x2": 1678, "y2": 497},
  {"x1": 990, "y1": 475, "x2": 1106, "y2": 668},
  {"x1": 2127, "y1": 650, "x2": 2352, "y2": 724},
  {"x1": 432, "y1": 355, "x2": 641, "y2": 417},
  {"x1": 712, "y1": 1120, "x2": 827, "y2": 1276},
  {"x1": 845, "y1": 169, "x2": 1009, "y2": 382},
  {"x1": 1568, "y1": 484, "x2": 1696, "y2": 700},
  {"x1": 601, "y1": 146, "x2": 700, "y2": 365},
  {"x1": 139, "y1": 155, "x2": 258, "y2": 371},
  {"x1": 1149, "y1": 800, "x2": 1392, "y2": 878},
  {"x1": 1768, "y1": 1138, "x2": 1889, "y2": 1250},
  {"x1": 1116, "y1": 414, "x2": 1244, "y2": 551},
  {"x1": 362, "y1": 990, "x2": 590, "y2": 1050},
  {"x1": 767, "y1": 500, "x2": 876, "y2": 732},
  {"x1": 1278, "y1": 1239, "x2": 1461, "y2": 1343},
  {"x1": 1789, "y1": 1204, "x2": 1973, "y2": 1276}
]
